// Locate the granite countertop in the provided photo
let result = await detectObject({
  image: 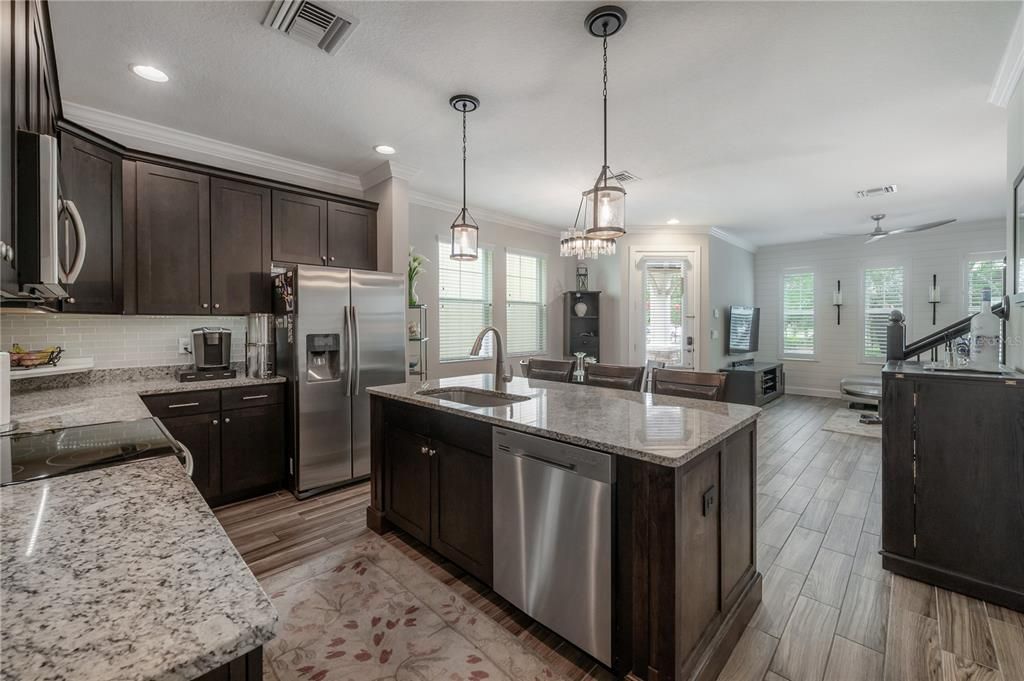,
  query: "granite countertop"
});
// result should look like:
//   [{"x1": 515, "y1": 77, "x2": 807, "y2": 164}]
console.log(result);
[
  {"x1": 882, "y1": 360, "x2": 1024, "y2": 382},
  {"x1": 0, "y1": 457, "x2": 278, "y2": 681},
  {"x1": 10, "y1": 373, "x2": 286, "y2": 434},
  {"x1": 367, "y1": 374, "x2": 761, "y2": 468}
]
